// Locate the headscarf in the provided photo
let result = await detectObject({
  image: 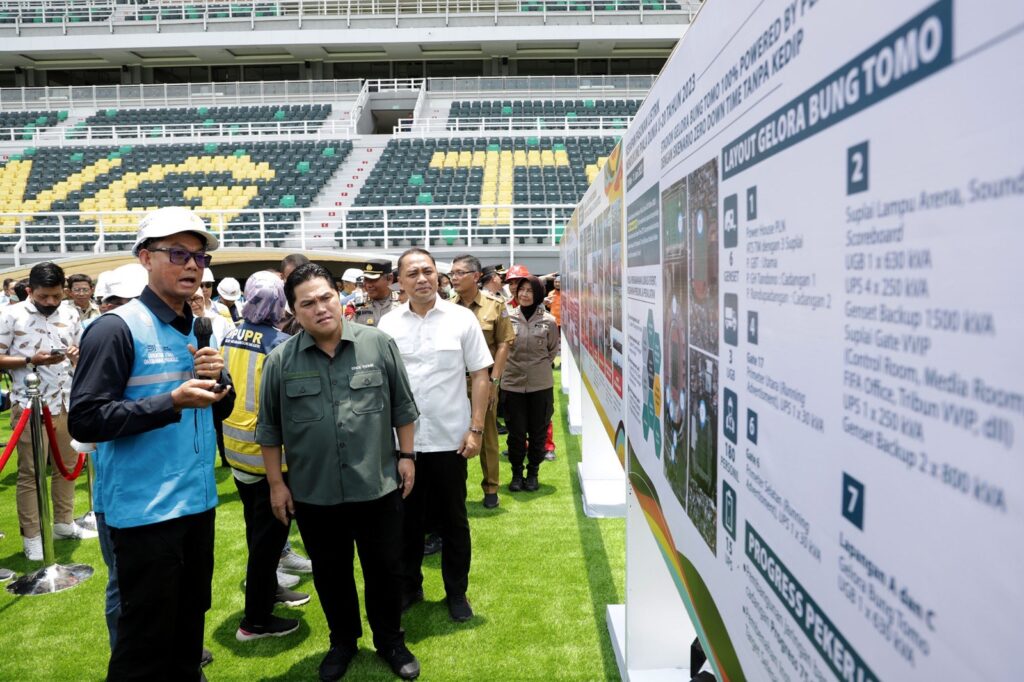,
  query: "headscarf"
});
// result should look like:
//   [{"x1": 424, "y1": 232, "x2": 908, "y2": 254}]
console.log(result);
[
  {"x1": 516, "y1": 275, "x2": 545, "y2": 320},
  {"x1": 242, "y1": 271, "x2": 287, "y2": 325}
]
